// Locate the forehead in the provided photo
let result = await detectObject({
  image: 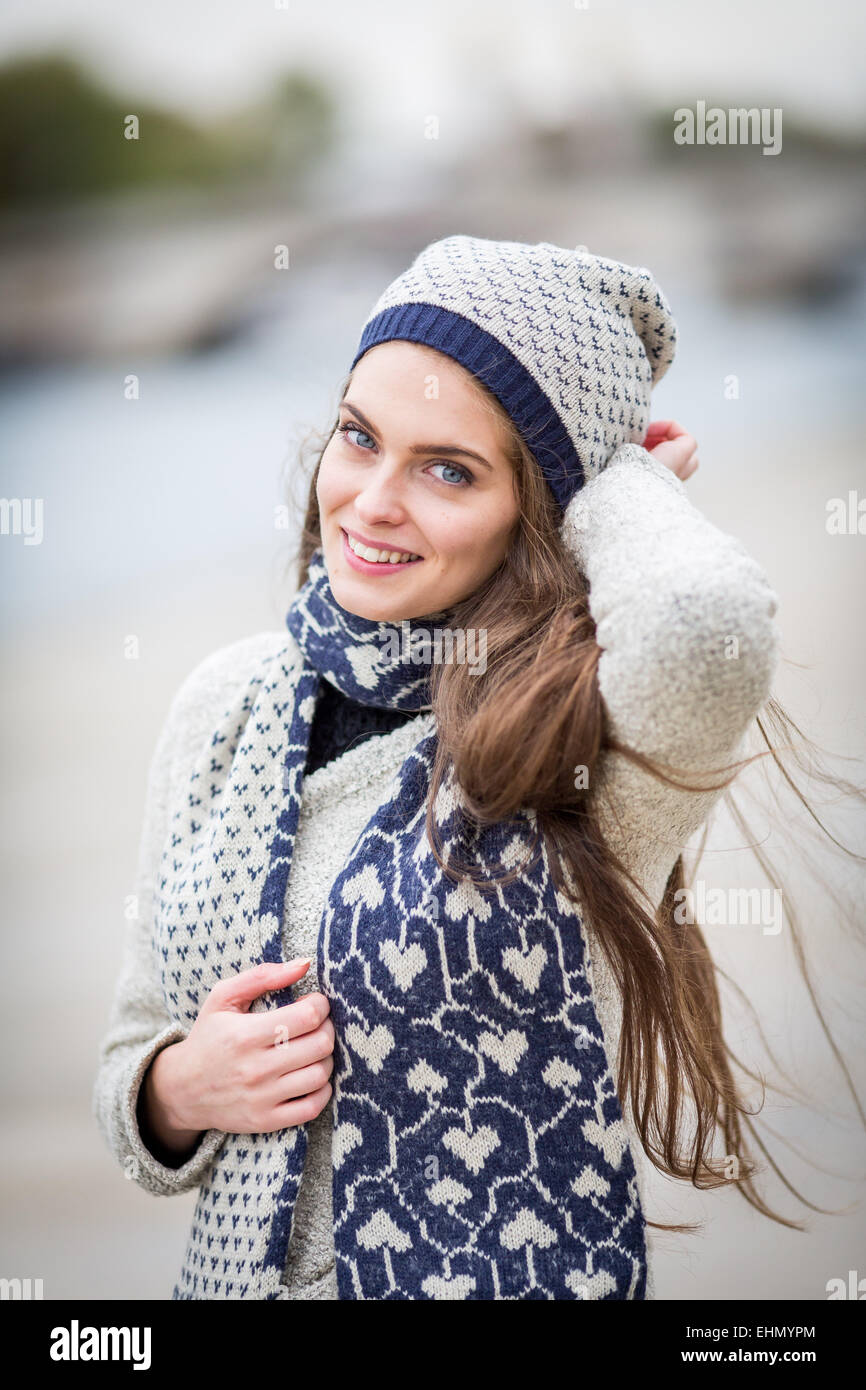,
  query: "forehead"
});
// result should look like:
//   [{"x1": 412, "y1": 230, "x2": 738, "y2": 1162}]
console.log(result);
[{"x1": 348, "y1": 342, "x2": 508, "y2": 446}]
